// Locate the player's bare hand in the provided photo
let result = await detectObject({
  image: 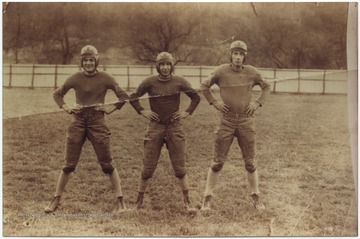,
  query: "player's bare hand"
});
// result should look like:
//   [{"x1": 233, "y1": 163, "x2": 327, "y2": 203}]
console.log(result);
[
  {"x1": 172, "y1": 111, "x2": 190, "y2": 121},
  {"x1": 140, "y1": 110, "x2": 160, "y2": 122},
  {"x1": 95, "y1": 104, "x2": 117, "y2": 114},
  {"x1": 213, "y1": 101, "x2": 229, "y2": 114},
  {"x1": 244, "y1": 101, "x2": 260, "y2": 117},
  {"x1": 62, "y1": 104, "x2": 80, "y2": 115}
]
